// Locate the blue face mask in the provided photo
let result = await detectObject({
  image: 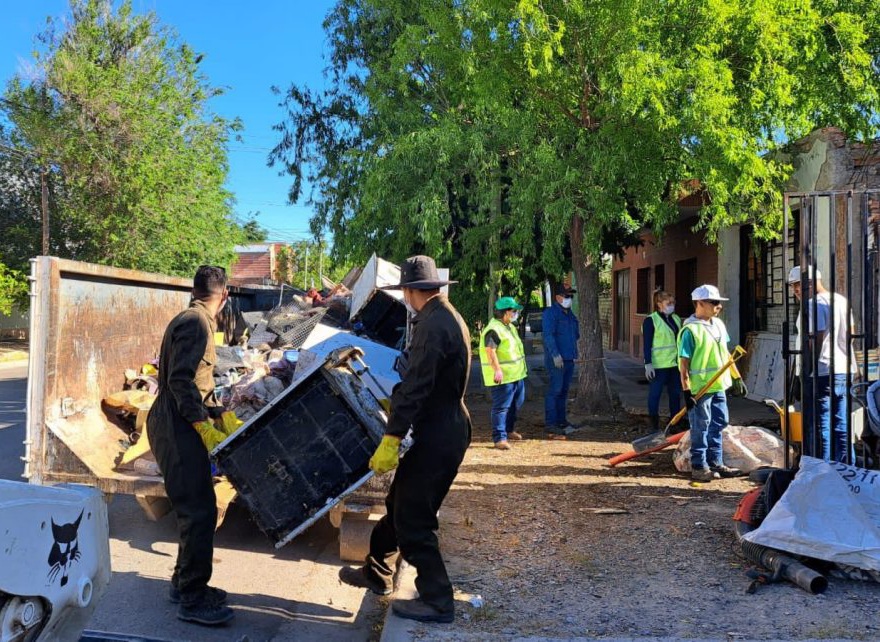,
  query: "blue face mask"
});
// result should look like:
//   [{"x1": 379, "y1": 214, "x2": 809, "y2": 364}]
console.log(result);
[
  {"x1": 560, "y1": 297, "x2": 572, "y2": 309},
  {"x1": 664, "y1": 304, "x2": 675, "y2": 315}
]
